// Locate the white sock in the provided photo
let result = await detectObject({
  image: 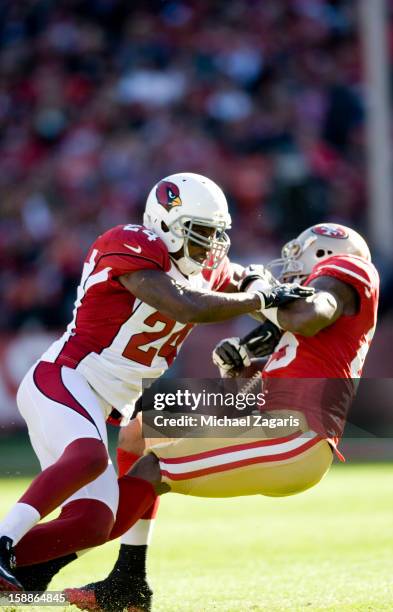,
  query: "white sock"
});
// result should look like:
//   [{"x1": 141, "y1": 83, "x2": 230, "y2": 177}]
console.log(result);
[
  {"x1": 0, "y1": 503, "x2": 40, "y2": 545},
  {"x1": 120, "y1": 518, "x2": 156, "y2": 546}
]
